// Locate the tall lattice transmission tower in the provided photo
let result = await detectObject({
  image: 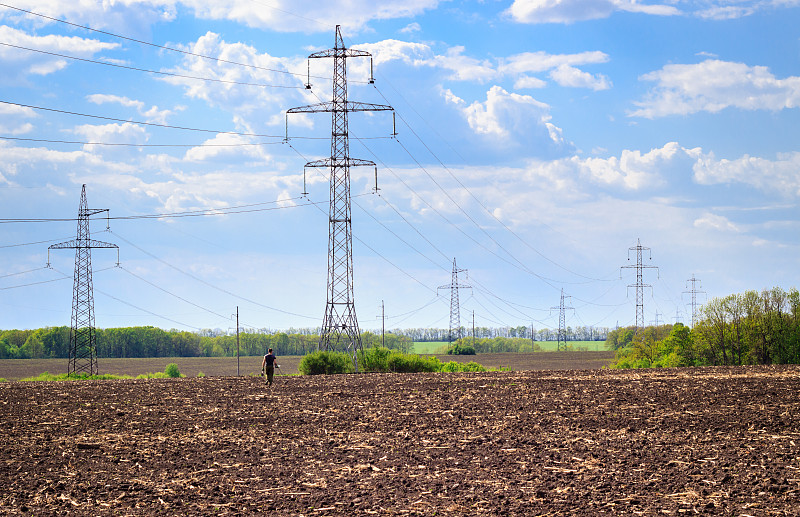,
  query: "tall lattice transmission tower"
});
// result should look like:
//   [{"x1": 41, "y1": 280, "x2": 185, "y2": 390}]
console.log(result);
[
  {"x1": 550, "y1": 288, "x2": 574, "y2": 351},
  {"x1": 437, "y1": 258, "x2": 471, "y2": 344},
  {"x1": 286, "y1": 25, "x2": 393, "y2": 371},
  {"x1": 620, "y1": 238, "x2": 659, "y2": 329},
  {"x1": 683, "y1": 274, "x2": 706, "y2": 328},
  {"x1": 48, "y1": 185, "x2": 118, "y2": 376}
]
